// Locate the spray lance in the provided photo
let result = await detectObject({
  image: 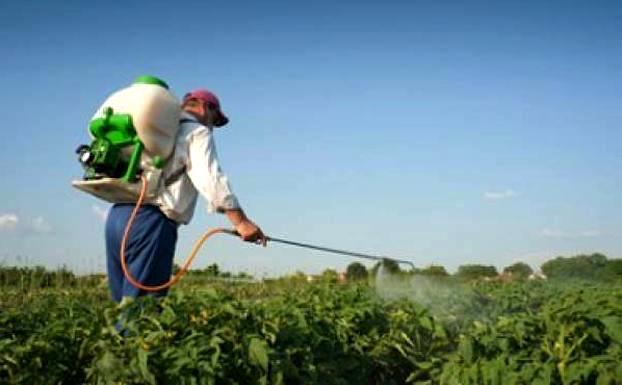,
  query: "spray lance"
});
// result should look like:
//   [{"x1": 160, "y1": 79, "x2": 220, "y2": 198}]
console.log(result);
[{"x1": 226, "y1": 231, "x2": 416, "y2": 270}]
